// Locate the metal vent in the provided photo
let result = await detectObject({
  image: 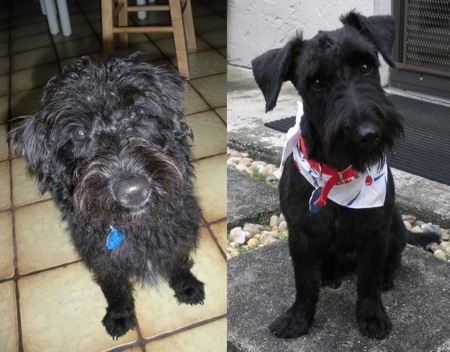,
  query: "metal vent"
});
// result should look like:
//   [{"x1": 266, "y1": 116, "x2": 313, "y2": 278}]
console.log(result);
[{"x1": 405, "y1": 0, "x2": 450, "y2": 74}]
